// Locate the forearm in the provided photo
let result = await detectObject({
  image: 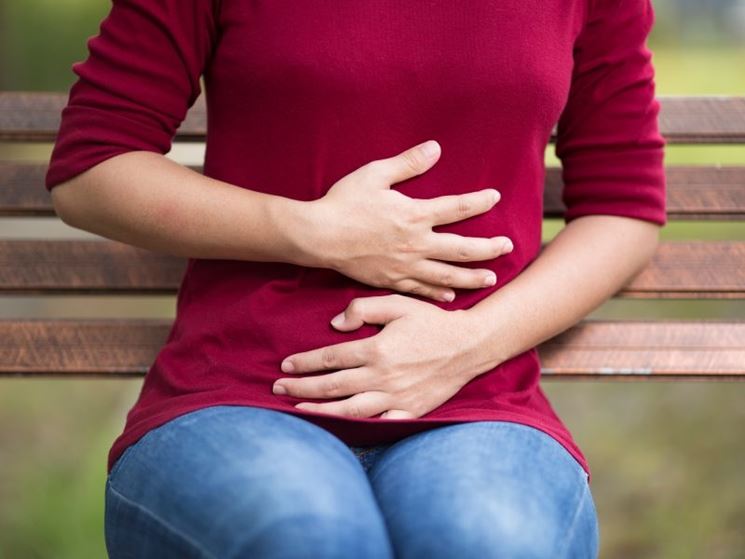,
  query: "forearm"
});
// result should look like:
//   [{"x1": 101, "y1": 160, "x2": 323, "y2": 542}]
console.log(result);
[
  {"x1": 50, "y1": 150, "x2": 322, "y2": 266},
  {"x1": 462, "y1": 215, "x2": 661, "y2": 372}
]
